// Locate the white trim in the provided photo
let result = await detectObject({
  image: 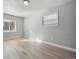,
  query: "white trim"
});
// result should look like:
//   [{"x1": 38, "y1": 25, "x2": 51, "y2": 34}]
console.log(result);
[
  {"x1": 43, "y1": 41, "x2": 76, "y2": 52},
  {"x1": 3, "y1": 36, "x2": 23, "y2": 41},
  {"x1": 4, "y1": 37, "x2": 76, "y2": 52},
  {"x1": 20, "y1": 38, "x2": 76, "y2": 52}
]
